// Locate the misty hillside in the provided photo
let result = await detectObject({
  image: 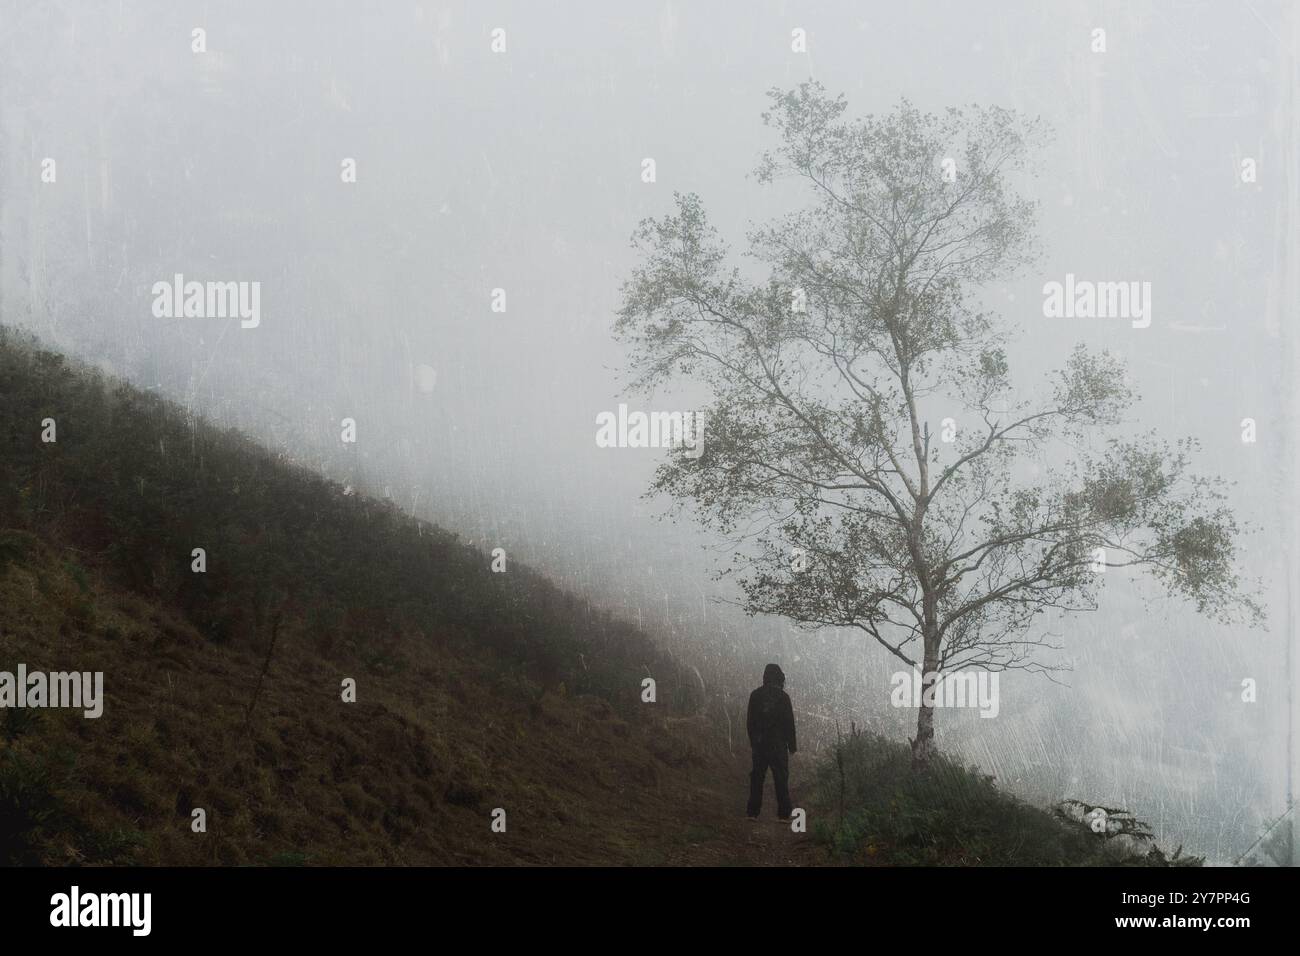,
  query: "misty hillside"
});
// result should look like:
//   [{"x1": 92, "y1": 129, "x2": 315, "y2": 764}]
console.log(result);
[
  {"x1": 0, "y1": 327, "x2": 1205, "y2": 866},
  {"x1": 0, "y1": 325, "x2": 740, "y2": 865}
]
